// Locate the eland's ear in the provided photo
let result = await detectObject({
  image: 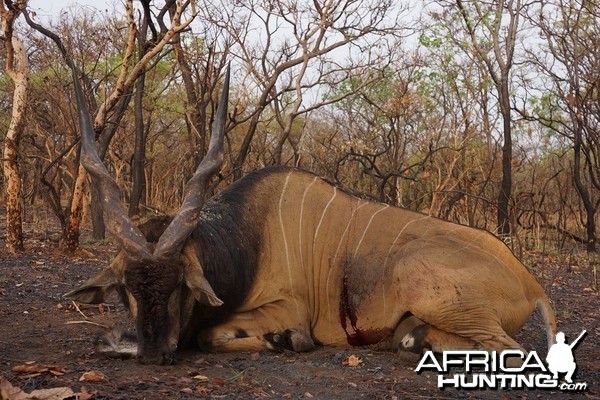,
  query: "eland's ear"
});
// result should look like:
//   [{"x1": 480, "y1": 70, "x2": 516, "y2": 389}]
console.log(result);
[
  {"x1": 181, "y1": 244, "x2": 224, "y2": 307},
  {"x1": 184, "y1": 270, "x2": 224, "y2": 307},
  {"x1": 65, "y1": 252, "x2": 126, "y2": 304},
  {"x1": 64, "y1": 266, "x2": 121, "y2": 304}
]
